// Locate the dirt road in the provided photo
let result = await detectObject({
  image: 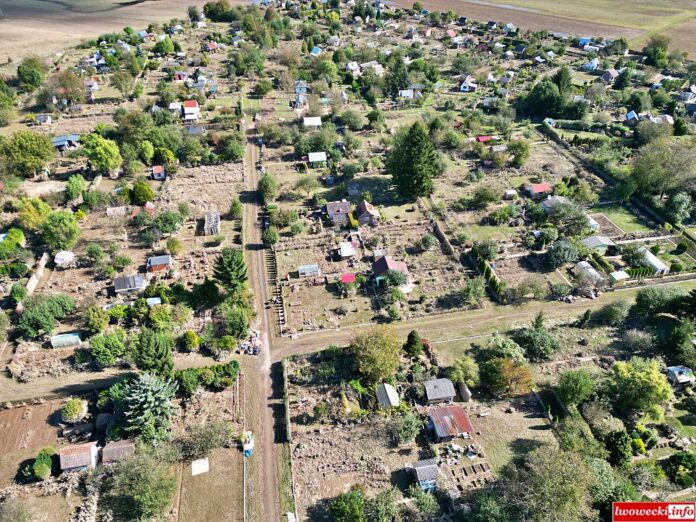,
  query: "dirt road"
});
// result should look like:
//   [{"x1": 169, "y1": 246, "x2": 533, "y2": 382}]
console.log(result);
[{"x1": 242, "y1": 121, "x2": 281, "y2": 522}]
